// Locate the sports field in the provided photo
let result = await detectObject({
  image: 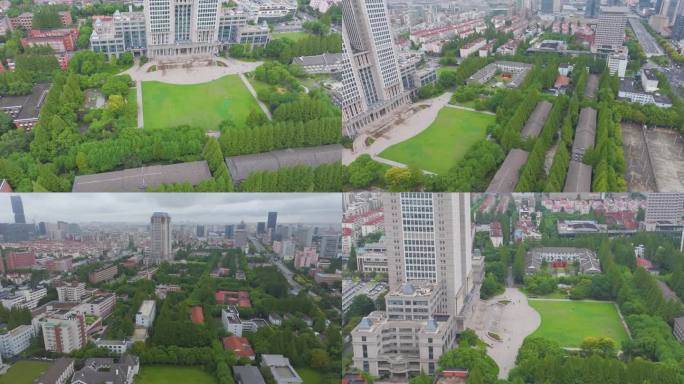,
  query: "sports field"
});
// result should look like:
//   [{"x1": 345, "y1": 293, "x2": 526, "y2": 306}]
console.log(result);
[
  {"x1": 136, "y1": 366, "x2": 216, "y2": 384},
  {"x1": 272, "y1": 31, "x2": 312, "y2": 41},
  {"x1": 378, "y1": 107, "x2": 495, "y2": 174},
  {"x1": 0, "y1": 361, "x2": 50, "y2": 384},
  {"x1": 528, "y1": 300, "x2": 629, "y2": 347},
  {"x1": 141, "y1": 75, "x2": 262, "y2": 130}
]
